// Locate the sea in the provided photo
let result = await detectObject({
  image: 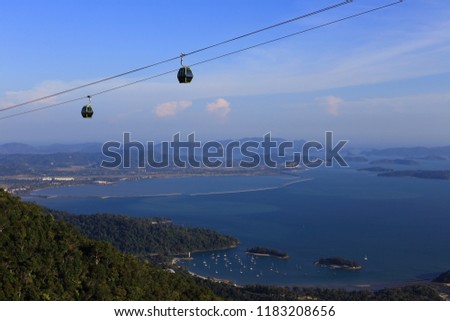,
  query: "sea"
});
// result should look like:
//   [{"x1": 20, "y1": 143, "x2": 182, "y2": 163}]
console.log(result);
[{"x1": 25, "y1": 159, "x2": 450, "y2": 289}]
